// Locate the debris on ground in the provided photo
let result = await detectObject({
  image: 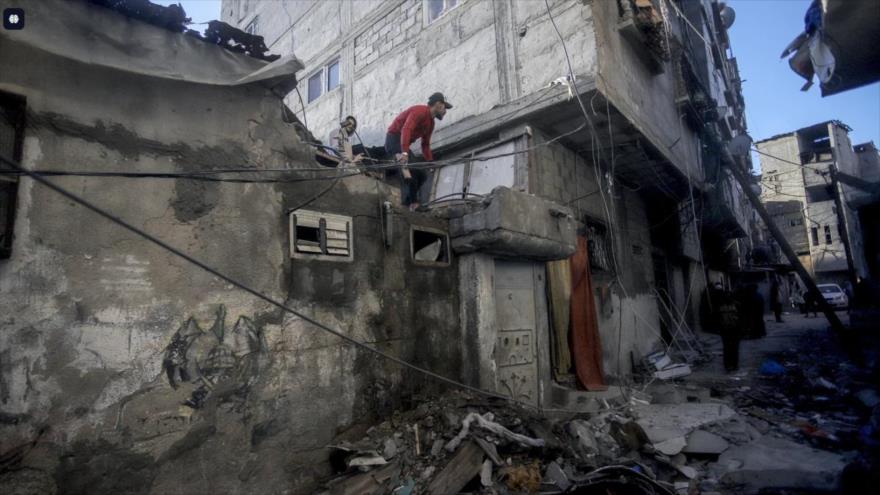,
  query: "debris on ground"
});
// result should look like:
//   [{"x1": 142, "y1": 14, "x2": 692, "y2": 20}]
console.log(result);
[{"x1": 317, "y1": 322, "x2": 878, "y2": 494}]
